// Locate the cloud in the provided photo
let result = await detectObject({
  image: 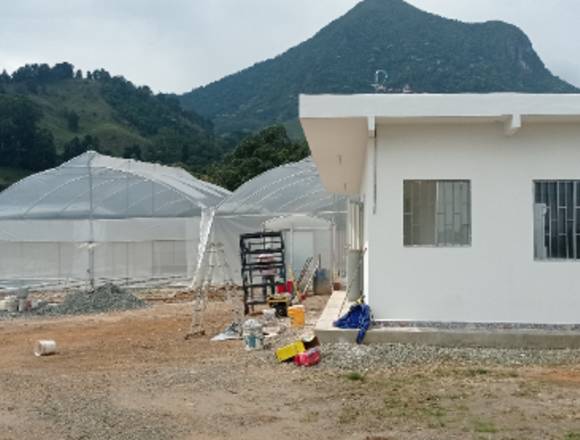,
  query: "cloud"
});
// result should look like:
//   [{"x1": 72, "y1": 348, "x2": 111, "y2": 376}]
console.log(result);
[{"x1": 0, "y1": 0, "x2": 577, "y2": 92}]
